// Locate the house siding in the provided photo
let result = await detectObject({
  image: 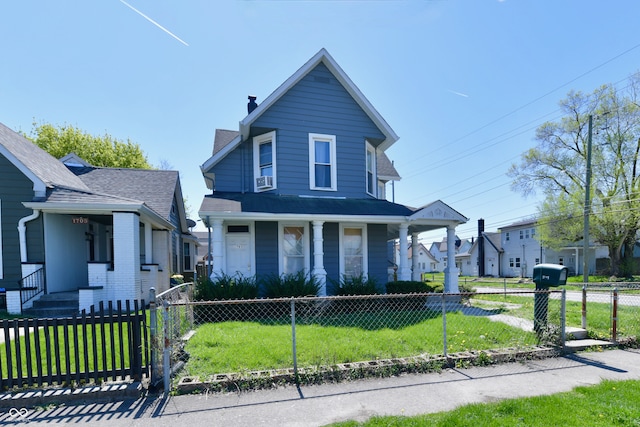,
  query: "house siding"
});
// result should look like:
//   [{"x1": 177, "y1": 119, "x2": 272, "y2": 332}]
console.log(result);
[
  {"x1": 255, "y1": 221, "x2": 278, "y2": 279},
  {"x1": 323, "y1": 222, "x2": 340, "y2": 292},
  {"x1": 211, "y1": 141, "x2": 252, "y2": 193},
  {"x1": 0, "y1": 155, "x2": 44, "y2": 290},
  {"x1": 367, "y1": 223, "x2": 388, "y2": 288},
  {"x1": 252, "y1": 63, "x2": 386, "y2": 198}
]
